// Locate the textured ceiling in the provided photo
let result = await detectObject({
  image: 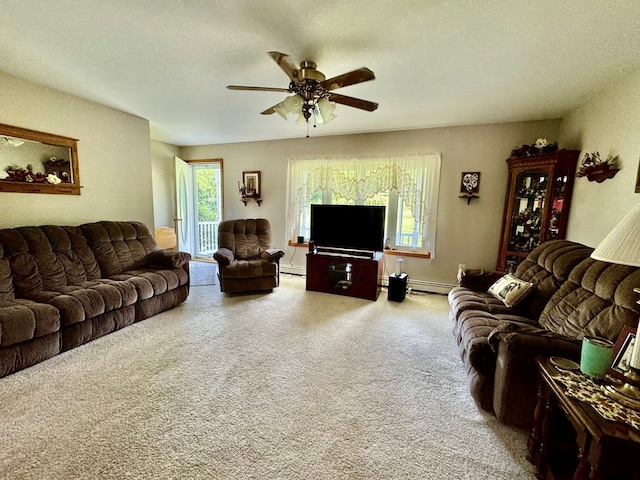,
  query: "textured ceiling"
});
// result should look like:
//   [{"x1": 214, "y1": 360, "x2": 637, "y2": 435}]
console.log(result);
[{"x1": 1, "y1": 1, "x2": 640, "y2": 146}]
